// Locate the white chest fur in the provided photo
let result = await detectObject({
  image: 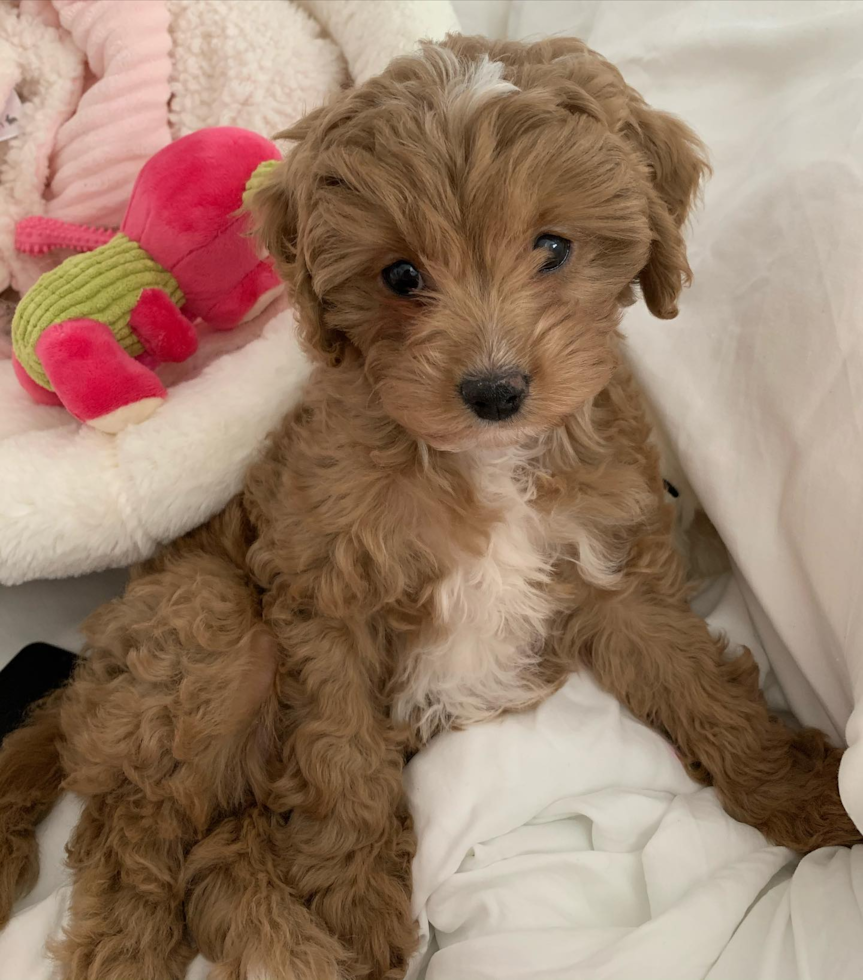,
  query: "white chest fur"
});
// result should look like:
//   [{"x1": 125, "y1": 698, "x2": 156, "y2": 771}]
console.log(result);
[{"x1": 393, "y1": 451, "x2": 555, "y2": 740}]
